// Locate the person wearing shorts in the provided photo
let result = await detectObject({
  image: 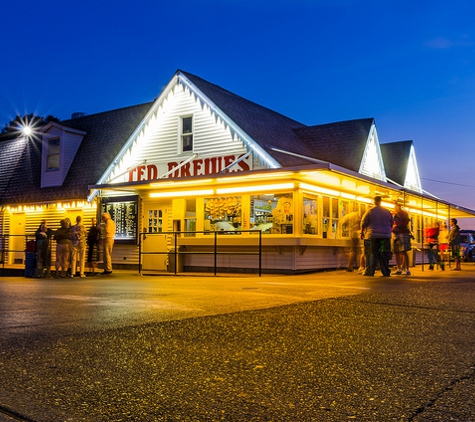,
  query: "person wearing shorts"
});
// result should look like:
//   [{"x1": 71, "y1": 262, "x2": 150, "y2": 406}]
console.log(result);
[{"x1": 392, "y1": 203, "x2": 412, "y2": 275}]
